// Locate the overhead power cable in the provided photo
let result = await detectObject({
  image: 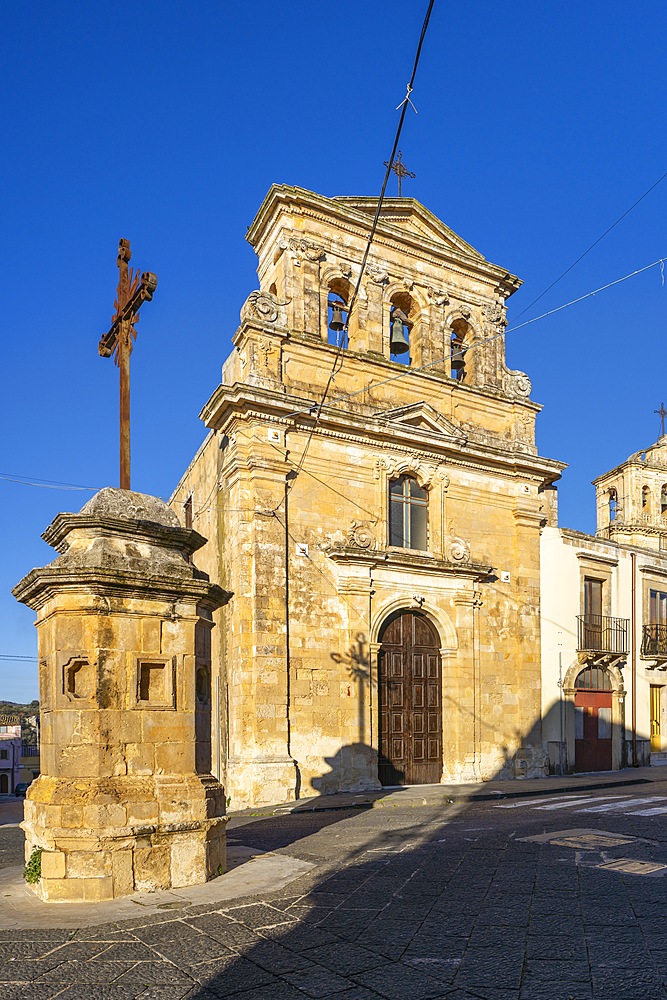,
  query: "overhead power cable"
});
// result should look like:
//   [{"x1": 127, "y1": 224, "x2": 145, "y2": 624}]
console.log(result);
[
  {"x1": 514, "y1": 166, "x2": 667, "y2": 322},
  {"x1": 279, "y1": 254, "x2": 666, "y2": 423},
  {"x1": 273, "y1": 0, "x2": 436, "y2": 513},
  {"x1": 0, "y1": 473, "x2": 99, "y2": 491}
]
